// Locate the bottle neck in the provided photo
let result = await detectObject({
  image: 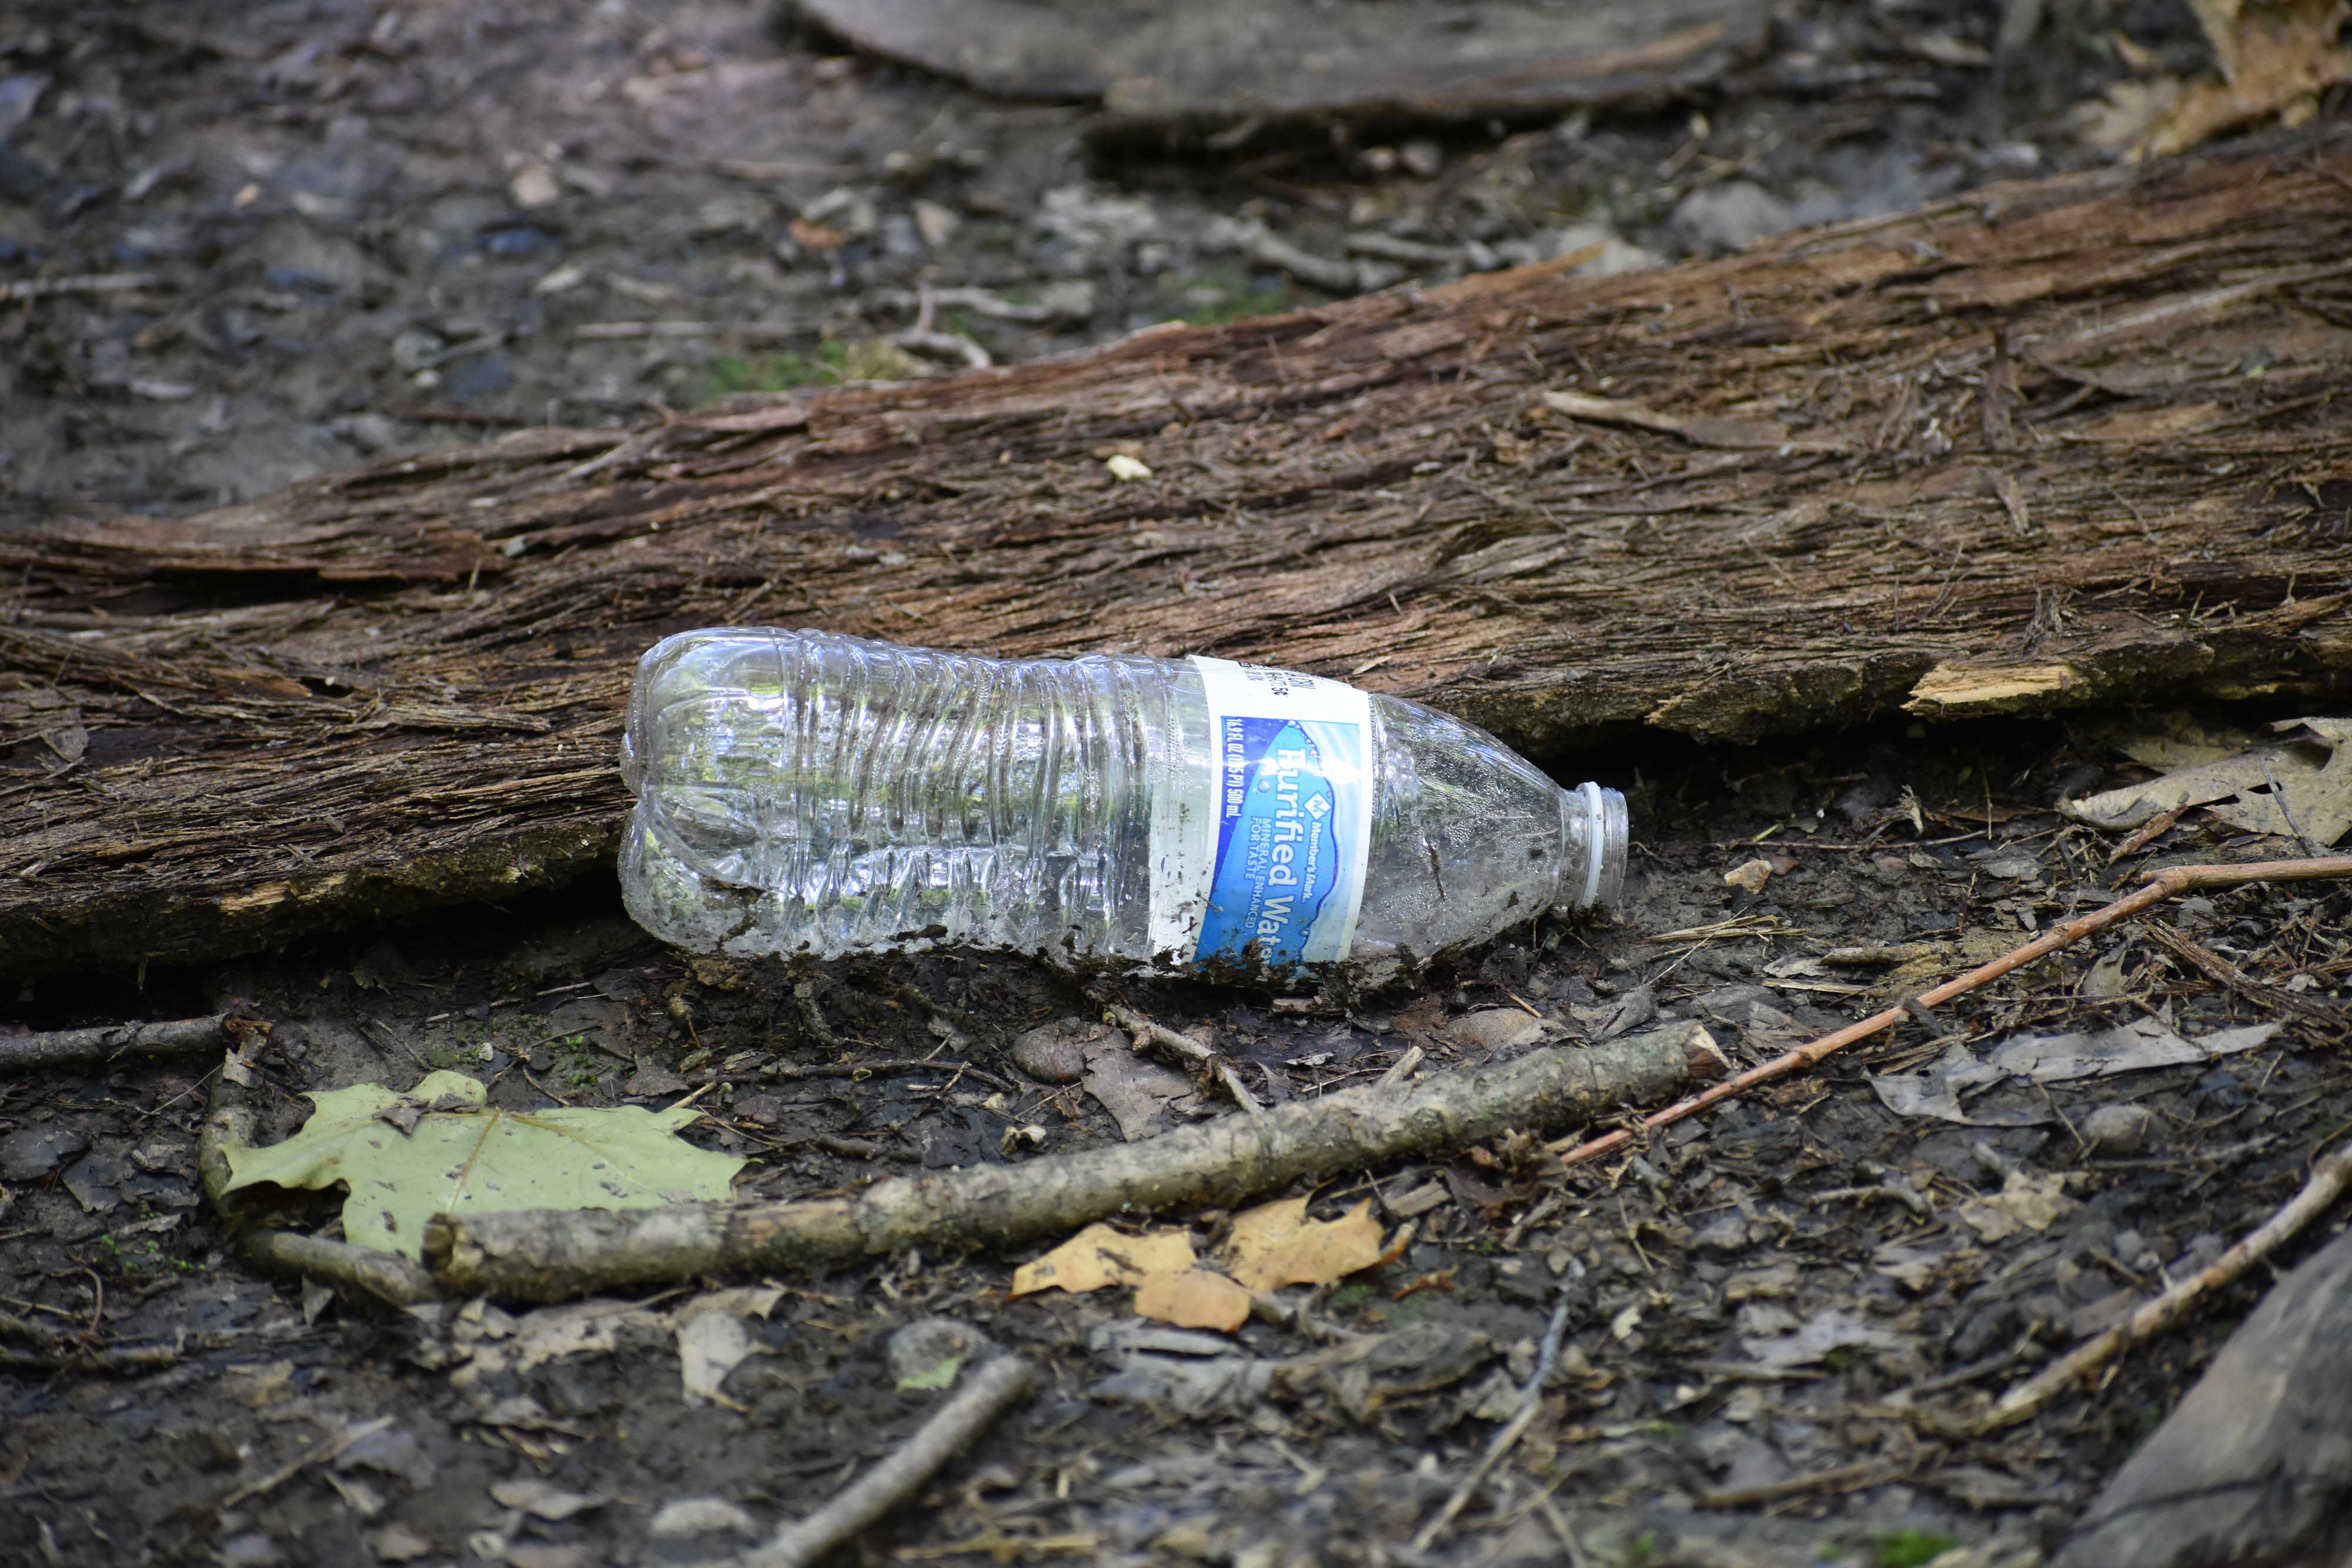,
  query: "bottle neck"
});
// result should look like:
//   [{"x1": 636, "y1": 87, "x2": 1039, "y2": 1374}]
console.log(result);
[{"x1": 1555, "y1": 782, "x2": 1629, "y2": 912}]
